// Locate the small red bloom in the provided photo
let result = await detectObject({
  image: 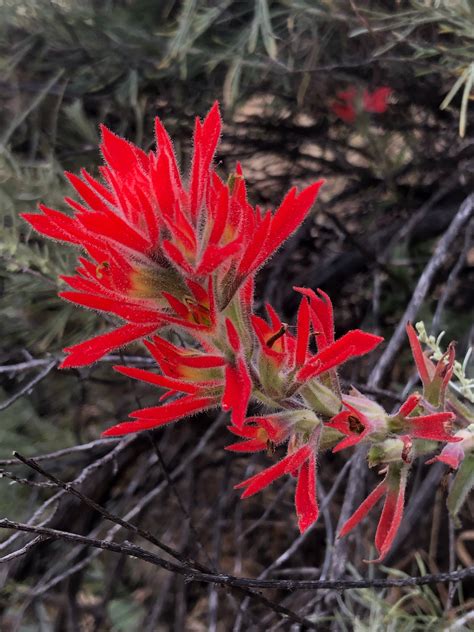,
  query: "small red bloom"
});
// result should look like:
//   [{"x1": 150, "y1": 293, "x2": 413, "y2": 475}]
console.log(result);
[
  {"x1": 234, "y1": 421, "x2": 321, "y2": 534},
  {"x1": 331, "y1": 86, "x2": 391, "y2": 123},
  {"x1": 331, "y1": 87, "x2": 357, "y2": 123},
  {"x1": 225, "y1": 415, "x2": 291, "y2": 452},
  {"x1": 363, "y1": 87, "x2": 392, "y2": 113},
  {"x1": 390, "y1": 395, "x2": 458, "y2": 443}
]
